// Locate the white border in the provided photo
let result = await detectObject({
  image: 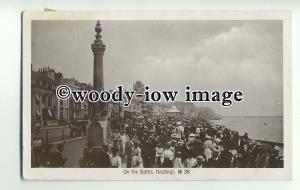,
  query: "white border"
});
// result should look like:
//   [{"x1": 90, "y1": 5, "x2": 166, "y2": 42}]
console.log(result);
[{"x1": 22, "y1": 11, "x2": 292, "y2": 180}]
